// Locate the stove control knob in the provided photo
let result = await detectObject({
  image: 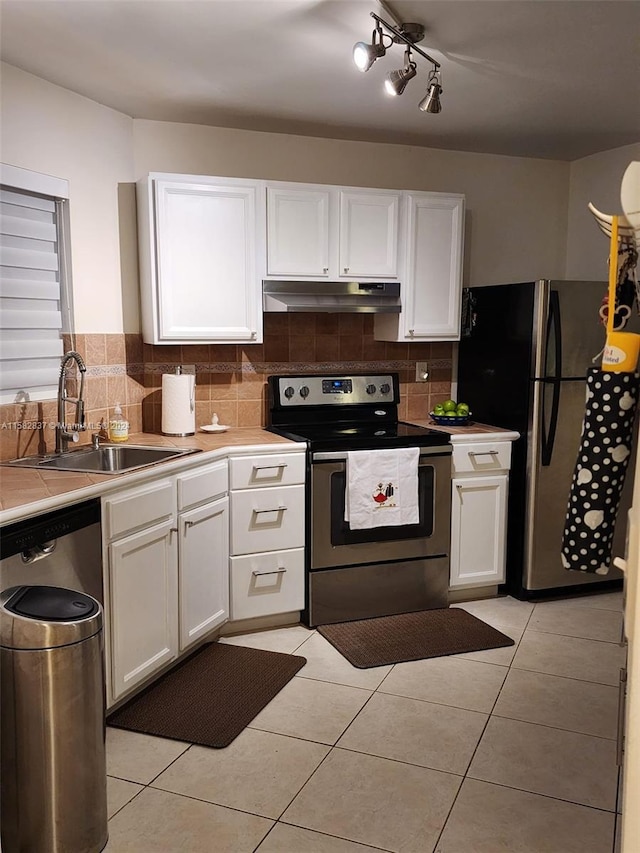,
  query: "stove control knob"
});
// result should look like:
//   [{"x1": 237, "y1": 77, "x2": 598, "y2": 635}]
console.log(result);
[
  {"x1": 366, "y1": 384, "x2": 376, "y2": 395},
  {"x1": 299, "y1": 385, "x2": 310, "y2": 399},
  {"x1": 284, "y1": 386, "x2": 295, "y2": 399},
  {"x1": 380, "y1": 383, "x2": 391, "y2": 394}
]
